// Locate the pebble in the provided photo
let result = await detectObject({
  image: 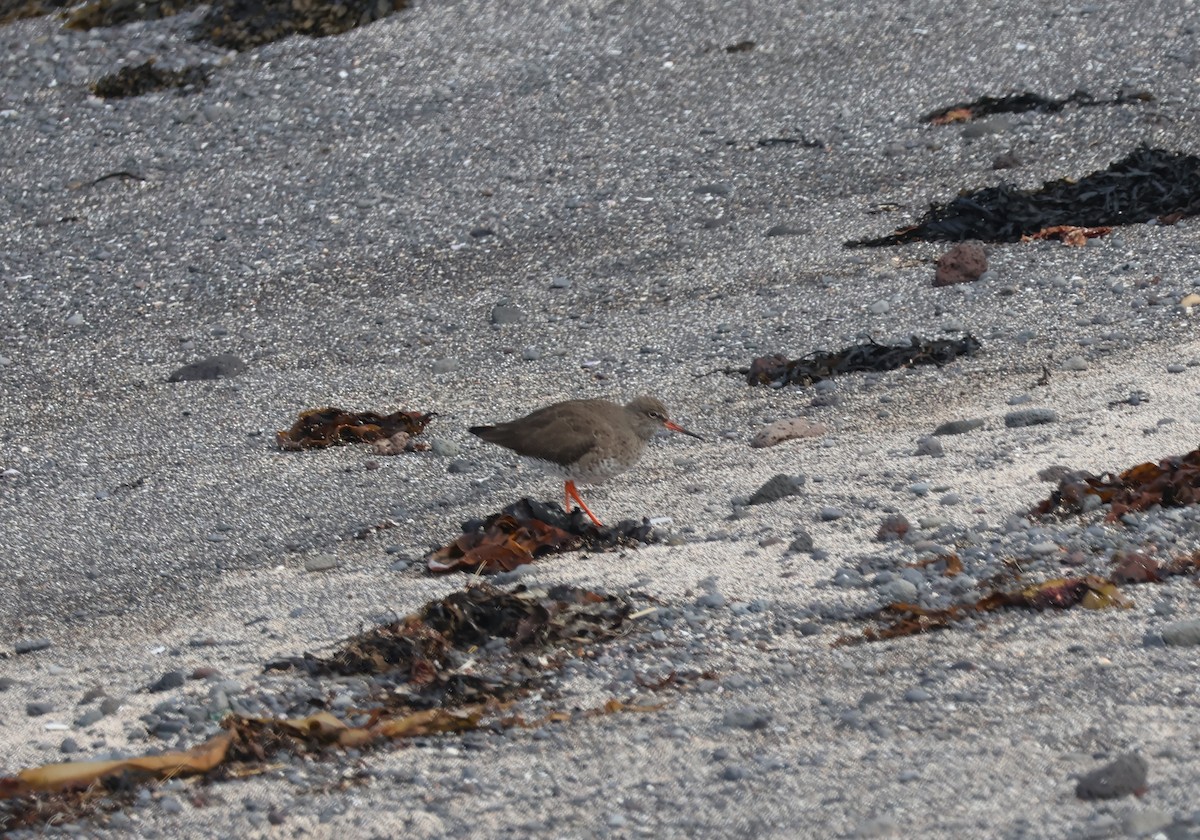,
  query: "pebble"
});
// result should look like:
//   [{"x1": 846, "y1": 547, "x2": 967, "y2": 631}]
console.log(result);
[
  {"x1": 720, "y1": 765, "x2": 751, "y2": 781},
  {"x1": 26, "y1": 701, "x2": 54, "y2": 716},
  {"x1": 1061, "y1": 355, "x2": 1088, "y2": 371},
  {"x1": 750, "y1": 417, "x2": 827, "y2": 448},
  {"x1": 430, "y1": 438, "x2": 460, "y2": 457},
  {"x1": 933, "y1": 419, "x2": 984, "y2": 436},
  {"x1": 520, "y1": 346, "x2": 542, "y2": 361},
  {"x1": 431, "y1": 358, "x2": 459, "y2": 374},
  {"x1": 788, "y1": 531, "x2": 815, "y2": 554},
  {"x1": 1075, "y1": 752, "x2": 1148, "y2": 800},
  {"x1": 14, "y1": 637, "x2": 51, "y2": 654},
  {"x1": 879, "y1": 579, "x2": 918, "y2": 603},
  {"x1": 819, "y1": 506, "x2": 845, "y2": 521},
  {"x1": 746, "y1": 474, "x2": 805, "y2": 505},
  {"x1": 1161, "y1": 619, "x2": 1200, "y2": 647},
  {"x1": 867, "y1": 299, "x2": 890, "y2": 315},
  {"x1": 60, "y1": 737, "x2": 80, "y2": 754},
  {"x1": 149, "y1": 671, "x2": 185, "y2": 693},
  {"x1": 490, "y1": 304, "x2": 526, "y2": 325},
  {"x1": 304, "y1": 555, "x2": 338, "y2": 572},
  {"x1": 915, "y1": 436, "x2": 943, "y2": 457},
  {"x1": 1004, "y1": 408, "x2": 1058, "y2": 427},
  {"x1": 722, "y1": 706, "x2": 772, "y2": 730},
  {"x1": 1167, "y1": 363, "x2": 1186, "y2": 374},
  {"x1": 903, "y1": 687, "x2": 932, "y2": 702}
]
